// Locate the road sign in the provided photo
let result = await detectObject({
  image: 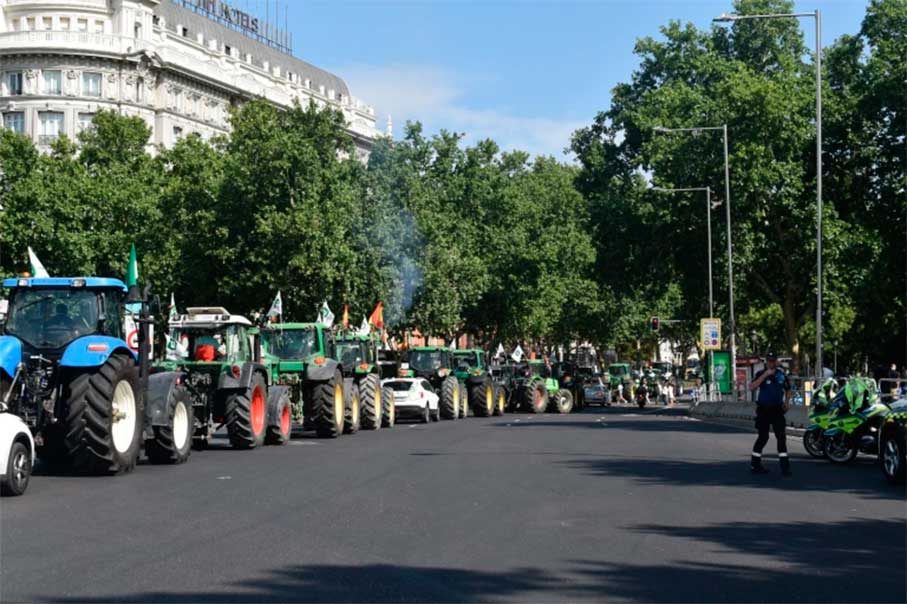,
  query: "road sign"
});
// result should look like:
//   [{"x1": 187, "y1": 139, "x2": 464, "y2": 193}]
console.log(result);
[{"x1": 700, "y1": 318, "x2": 721, "y2": 350}]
